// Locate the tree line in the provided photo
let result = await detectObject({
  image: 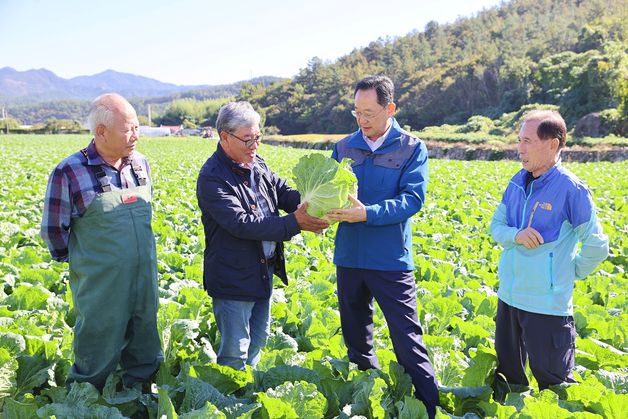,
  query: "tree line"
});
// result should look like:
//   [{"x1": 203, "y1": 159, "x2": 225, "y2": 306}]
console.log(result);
[{"x1": 237, "y1": 0, "x2": 627, "y2": 135}]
